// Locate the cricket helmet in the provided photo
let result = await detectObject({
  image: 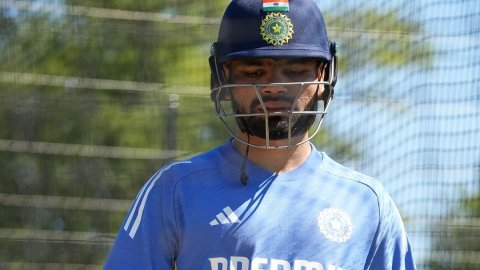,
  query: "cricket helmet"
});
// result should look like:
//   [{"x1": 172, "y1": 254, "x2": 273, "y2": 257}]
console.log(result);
[{"x1": 210, "y1": 0, "x2": 337, "y2": 149}]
